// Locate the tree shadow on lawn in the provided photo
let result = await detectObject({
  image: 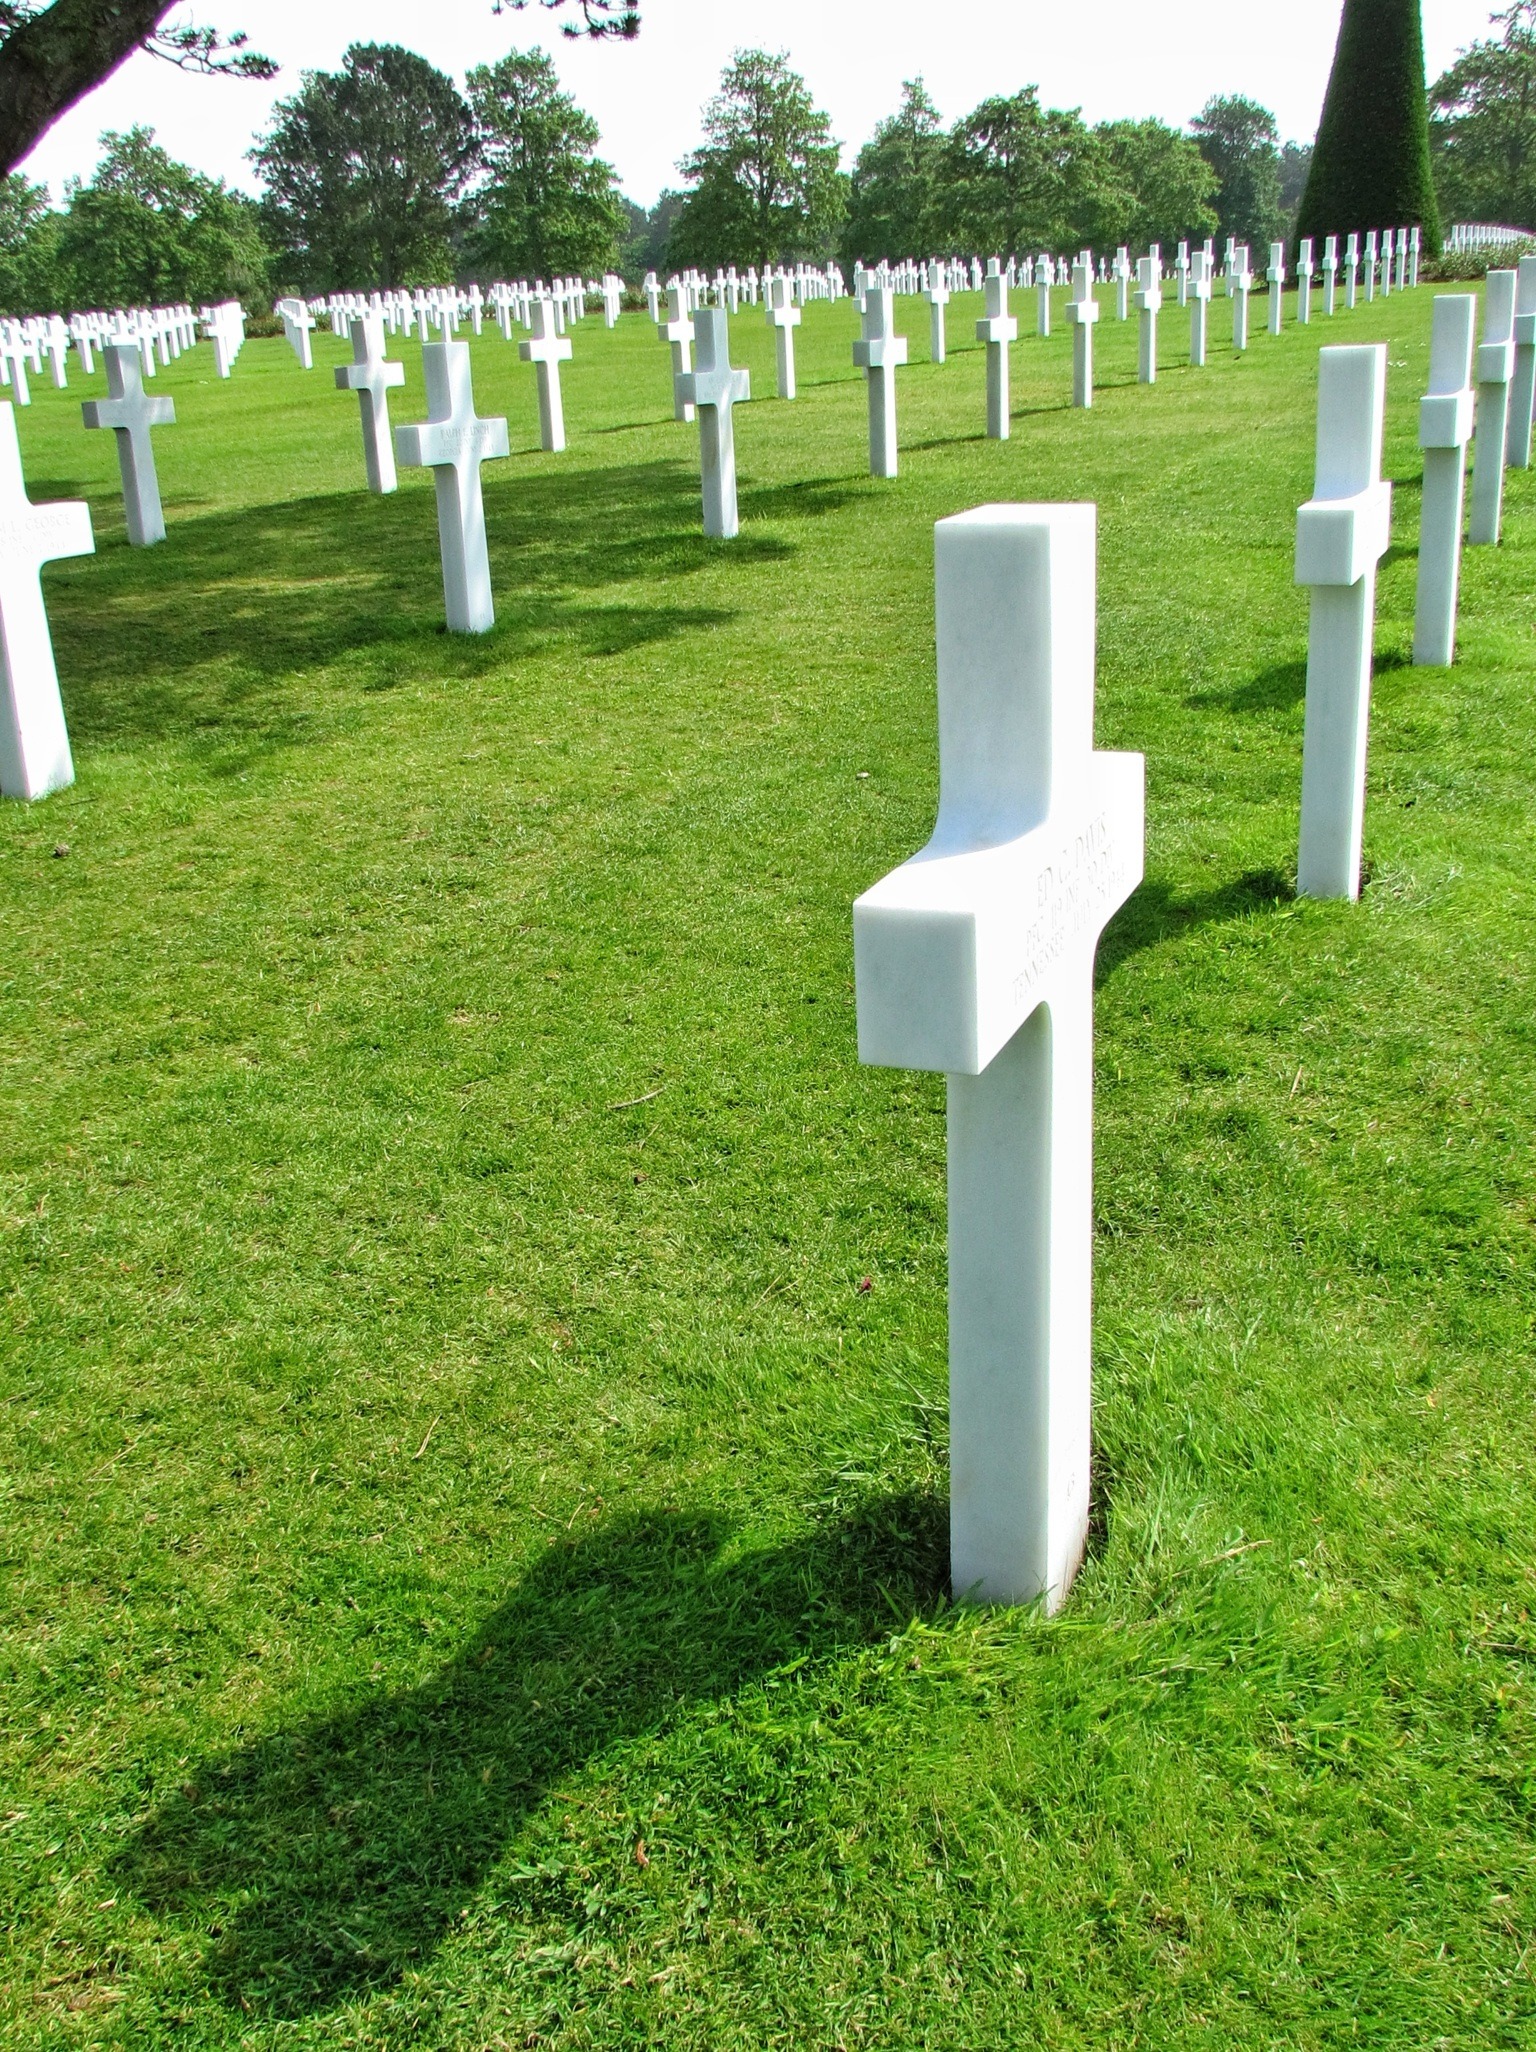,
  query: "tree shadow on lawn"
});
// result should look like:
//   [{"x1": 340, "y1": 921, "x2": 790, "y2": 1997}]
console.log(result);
[
  {"x1": 116, "y1": 1492, "x2": 947, "y2": 2021},
  {"x1": 46, "y1": 459, "x2": 792, "y2": 756},
  {"x1": 1098, "y1": 866, "x2": 1295, "y2": 985}
]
